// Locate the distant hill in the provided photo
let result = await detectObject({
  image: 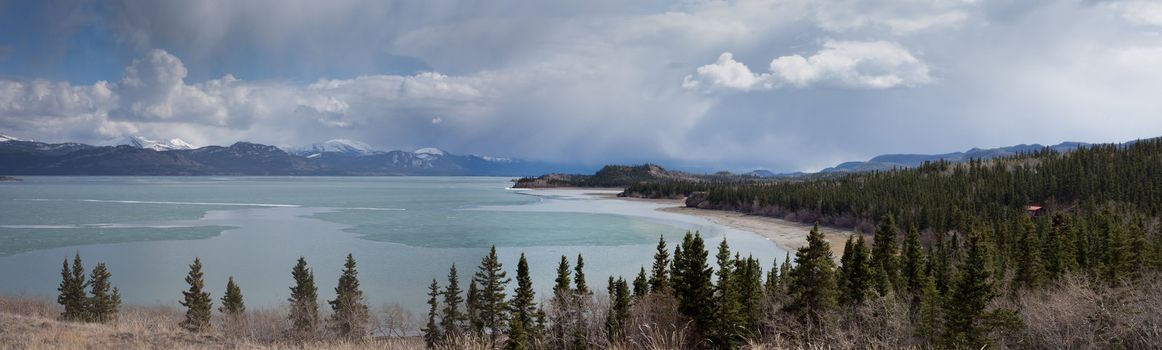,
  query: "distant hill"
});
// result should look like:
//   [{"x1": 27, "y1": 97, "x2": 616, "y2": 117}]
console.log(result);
[
  {"x1": 814, "y1": 141, "x2": 1089, "y2": 173},
  {"x1": 0, "y1": 135, "x2": 589, "y2": 176},
  {"x1": 512, "y1": 164, "x2": 724, "y2": 189}
]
